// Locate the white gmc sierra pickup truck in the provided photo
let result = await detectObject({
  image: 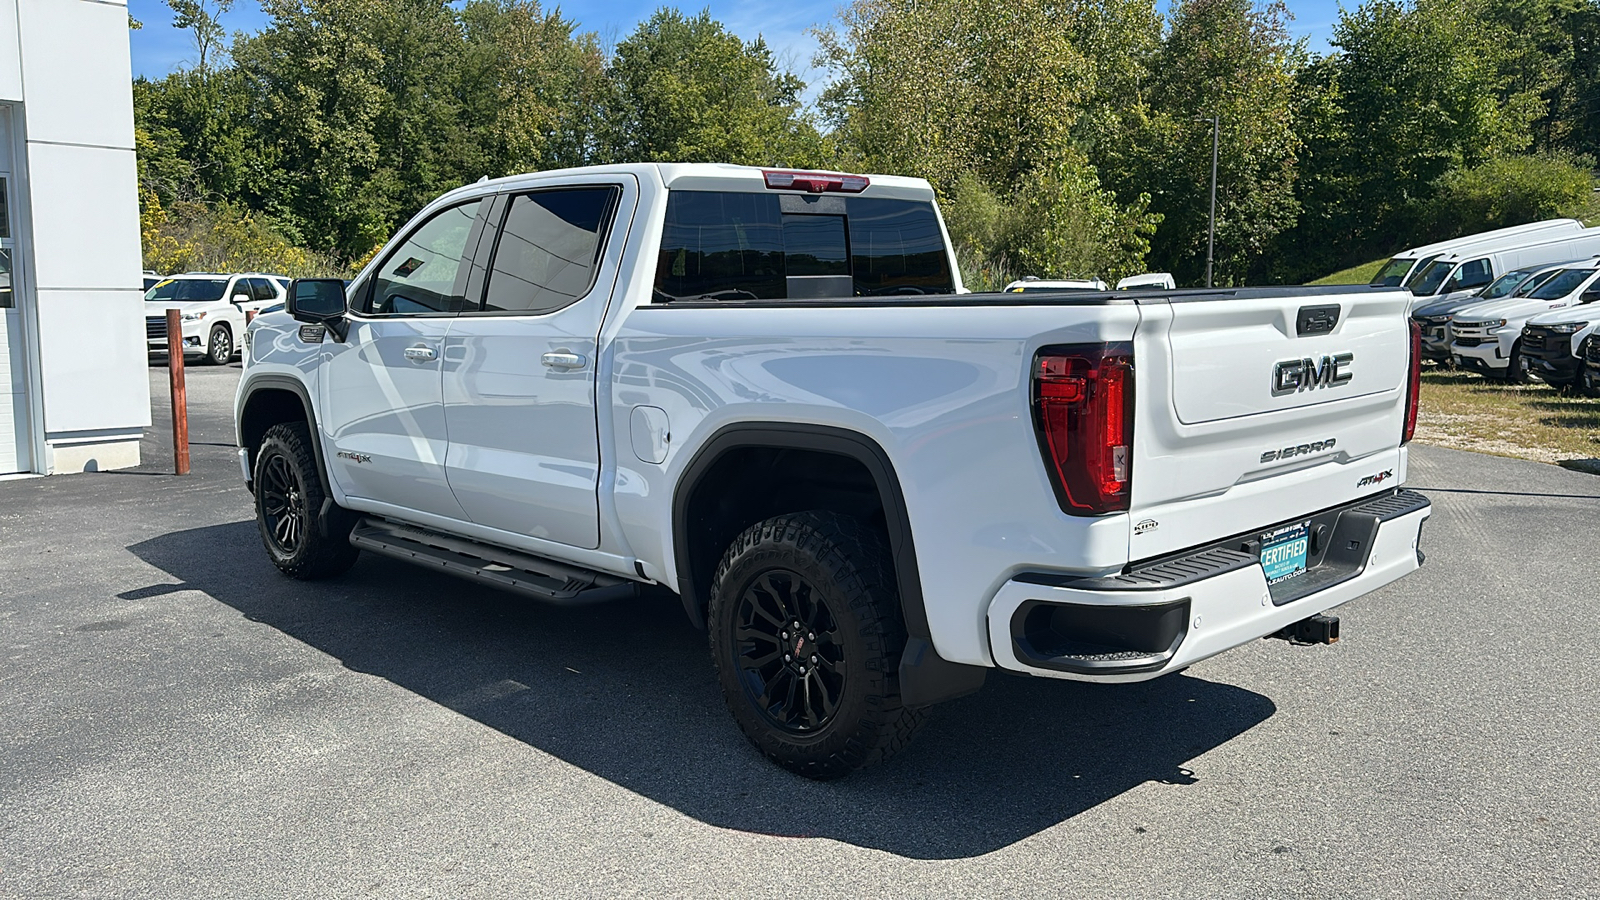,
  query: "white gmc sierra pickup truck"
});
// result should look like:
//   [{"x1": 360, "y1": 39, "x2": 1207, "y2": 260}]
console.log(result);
[{"x1": 235, "y1": 163, "x2": 1431, "y2": 778}]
